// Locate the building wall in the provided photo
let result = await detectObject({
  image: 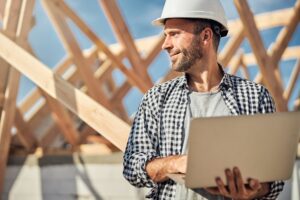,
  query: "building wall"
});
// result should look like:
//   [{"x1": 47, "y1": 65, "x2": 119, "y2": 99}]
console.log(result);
[
  {"x1": 2, "y1": 153, "x2": 299, "y2": 200},
  {"x1": 3, "y1": 153, "x2": 148, "y2": 200}
]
